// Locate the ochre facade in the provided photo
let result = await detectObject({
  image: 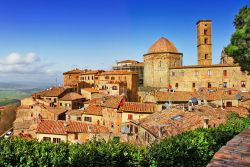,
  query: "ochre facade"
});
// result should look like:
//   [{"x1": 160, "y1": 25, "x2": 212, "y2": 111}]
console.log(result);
[
  {"x1": 144, "y1": 37, "x2": 183, "y2": 88},
  {"x1": 142, "y1": 20, "x2": 250, "y2": 92},
  {"x1": 197, "y1": 20, "x2": 212, "y2": 65}
]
